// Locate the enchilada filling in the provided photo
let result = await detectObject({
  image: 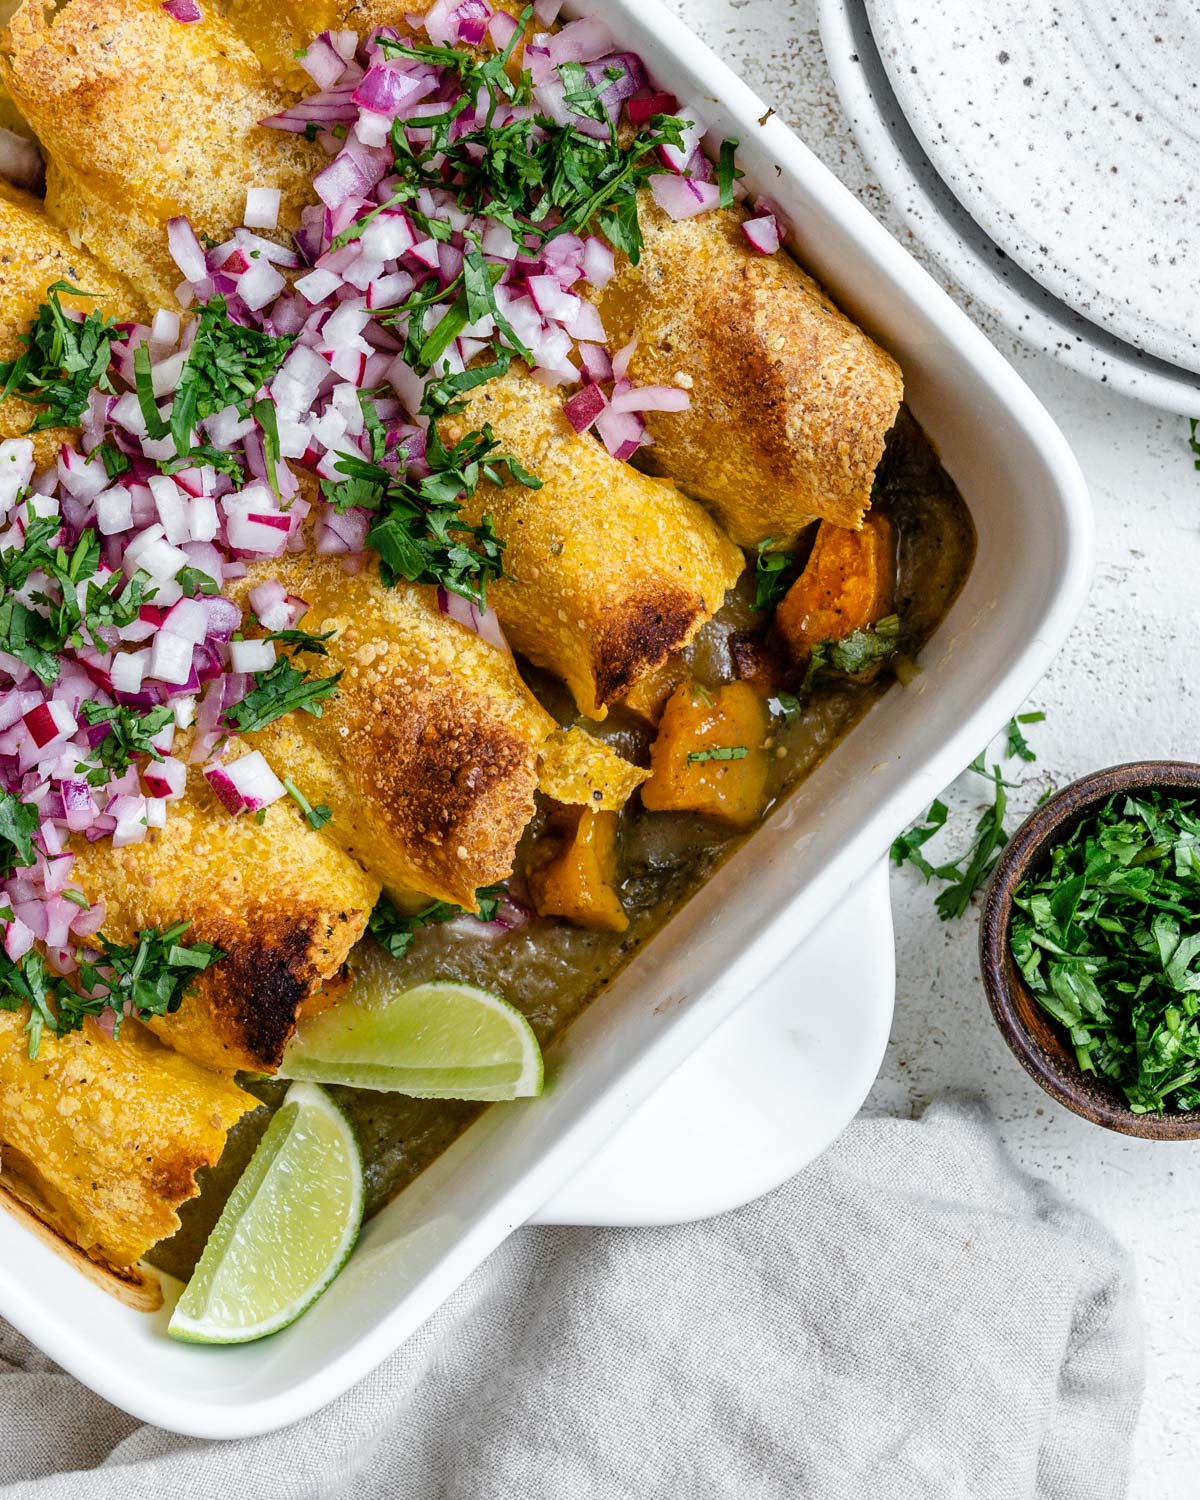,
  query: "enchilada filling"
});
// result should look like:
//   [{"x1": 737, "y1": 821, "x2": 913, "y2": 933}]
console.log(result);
[{"x1": 0, "y1": 0, "x2": 972, "y2": 1304}]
